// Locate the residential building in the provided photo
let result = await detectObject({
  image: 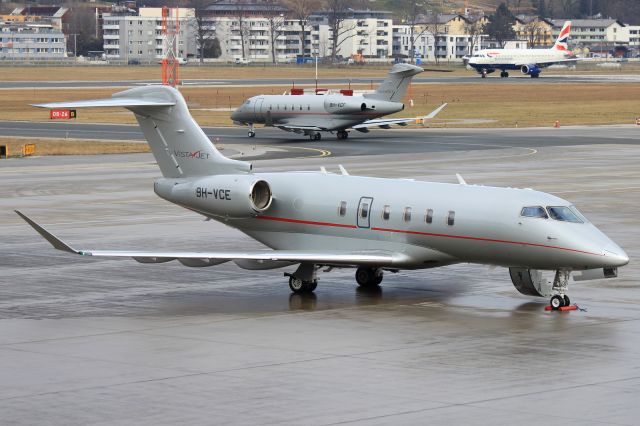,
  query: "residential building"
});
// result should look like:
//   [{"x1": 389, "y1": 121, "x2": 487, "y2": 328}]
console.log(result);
[
  {"x1": 514, "y1": 15, "x2": 554, "y2": 47},
  {"x1": 551, "y1": 19, "x2": 627, "y2": 47},
  {"x1": 0, "y1": 22, "x2": 67, "y2": 59},
  {"x1": 102, "y1": 7, "x2": 196, "y2": 62}
]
